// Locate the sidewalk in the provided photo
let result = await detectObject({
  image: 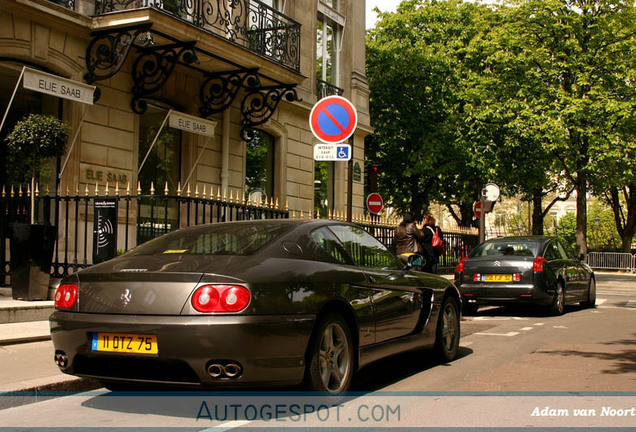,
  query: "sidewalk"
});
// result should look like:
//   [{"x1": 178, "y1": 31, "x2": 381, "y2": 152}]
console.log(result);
[{"x1": 0, "y1": 293, "x2": 101, "y2": 396}]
